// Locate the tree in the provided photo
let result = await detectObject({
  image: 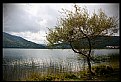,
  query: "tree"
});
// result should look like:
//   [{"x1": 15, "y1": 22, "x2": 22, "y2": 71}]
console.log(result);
[{"x1": 46, "y1": 4, "x2": 118, "y2": 79}]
